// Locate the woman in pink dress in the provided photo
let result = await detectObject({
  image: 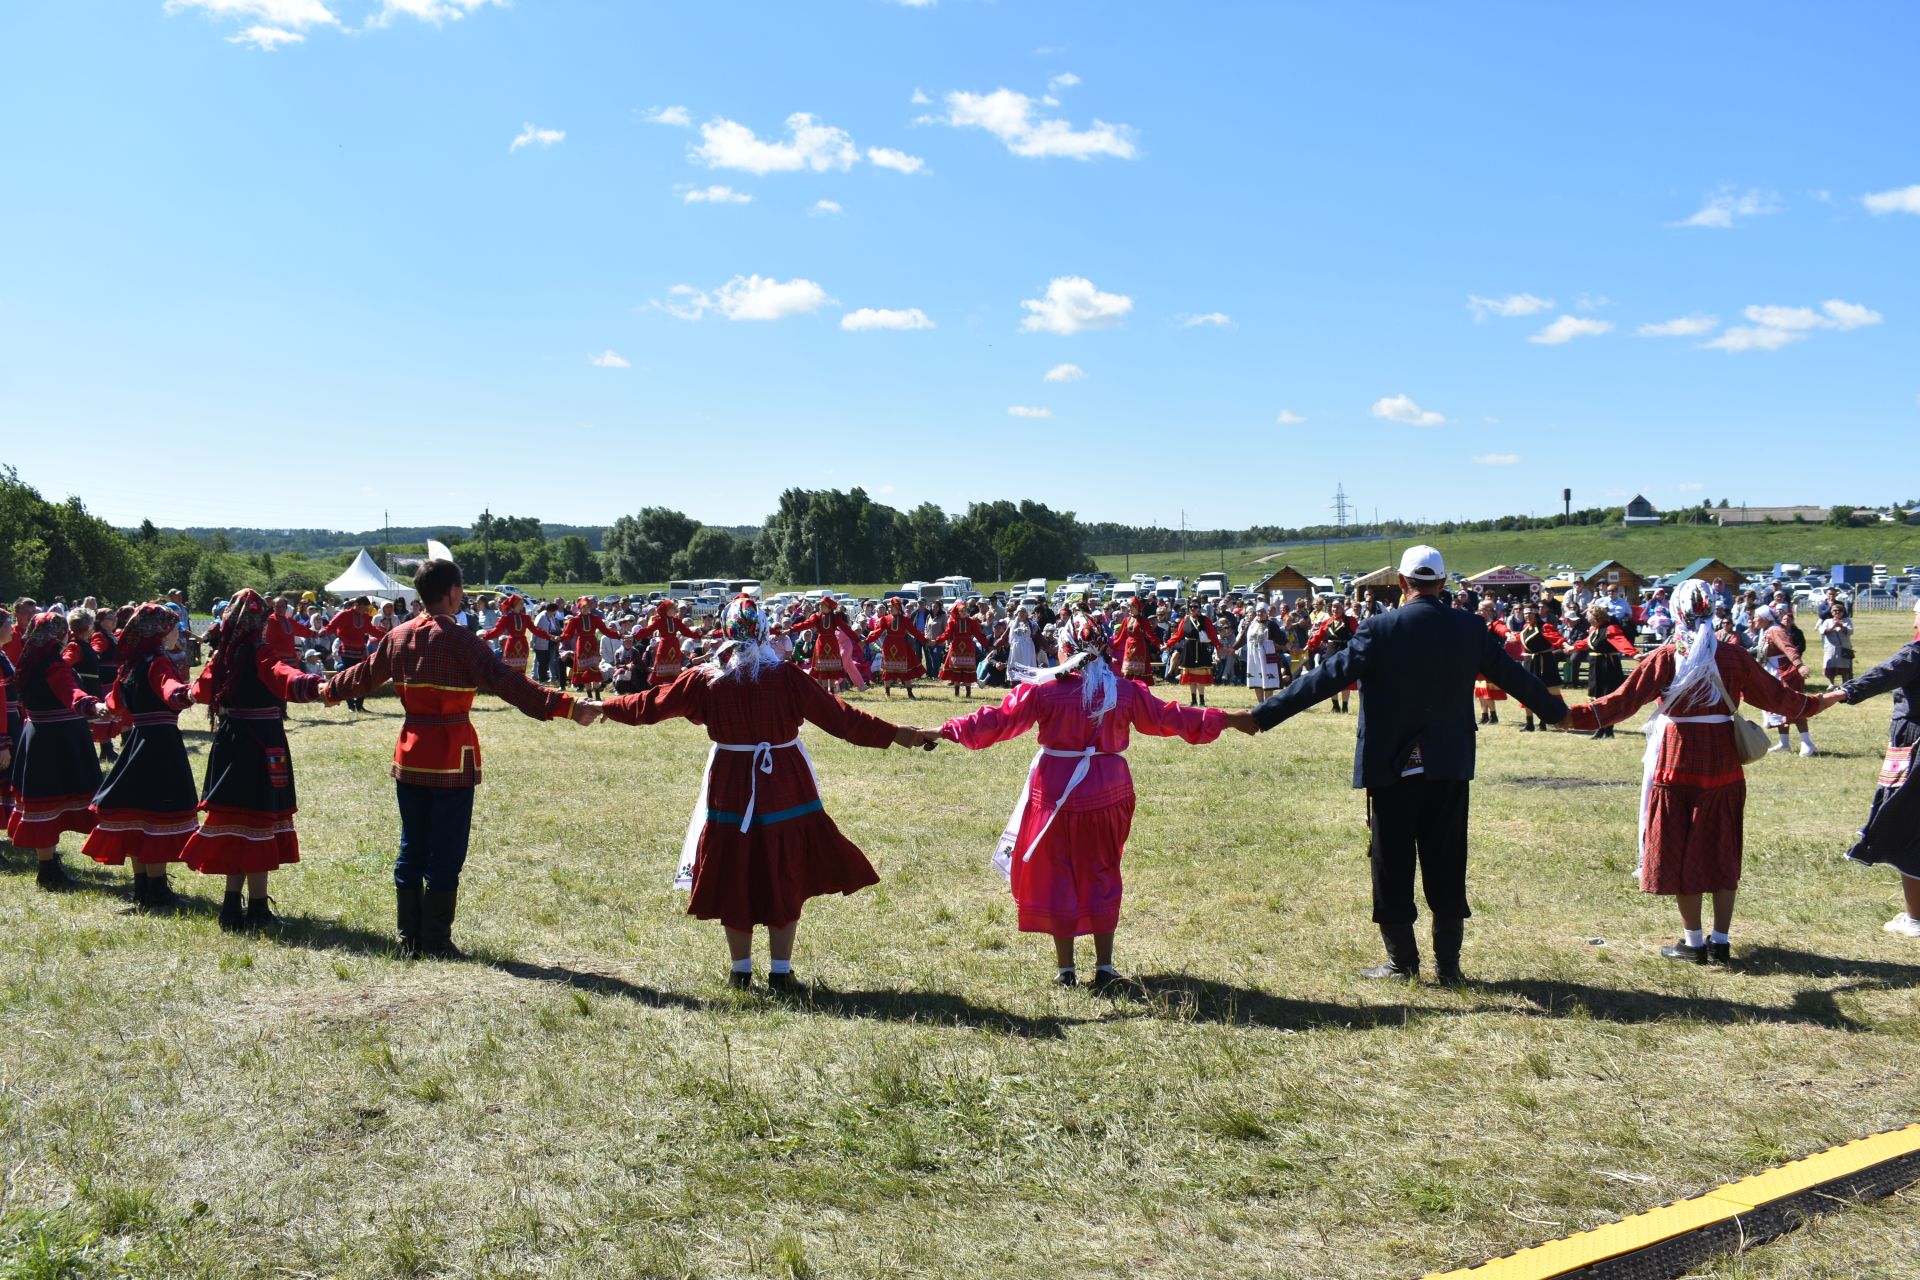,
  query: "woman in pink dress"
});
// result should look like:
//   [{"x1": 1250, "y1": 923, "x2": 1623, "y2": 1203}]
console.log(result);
[{"x1": 940, "y1": 634, "x2": 1254, "y2": 990}]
